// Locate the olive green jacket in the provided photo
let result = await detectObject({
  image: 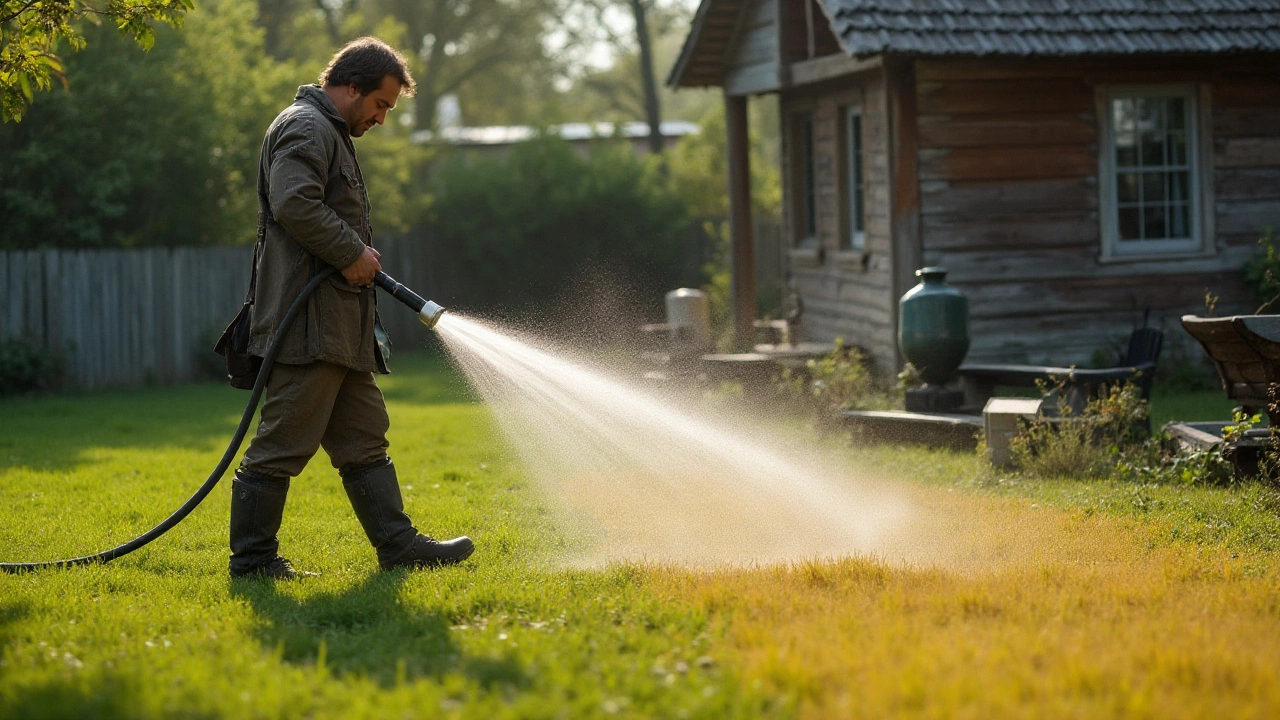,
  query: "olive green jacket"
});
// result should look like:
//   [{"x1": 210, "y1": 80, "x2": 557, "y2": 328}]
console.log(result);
[{"x1": 248, "y1": 84, "x2": 386, "y2": 373}]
